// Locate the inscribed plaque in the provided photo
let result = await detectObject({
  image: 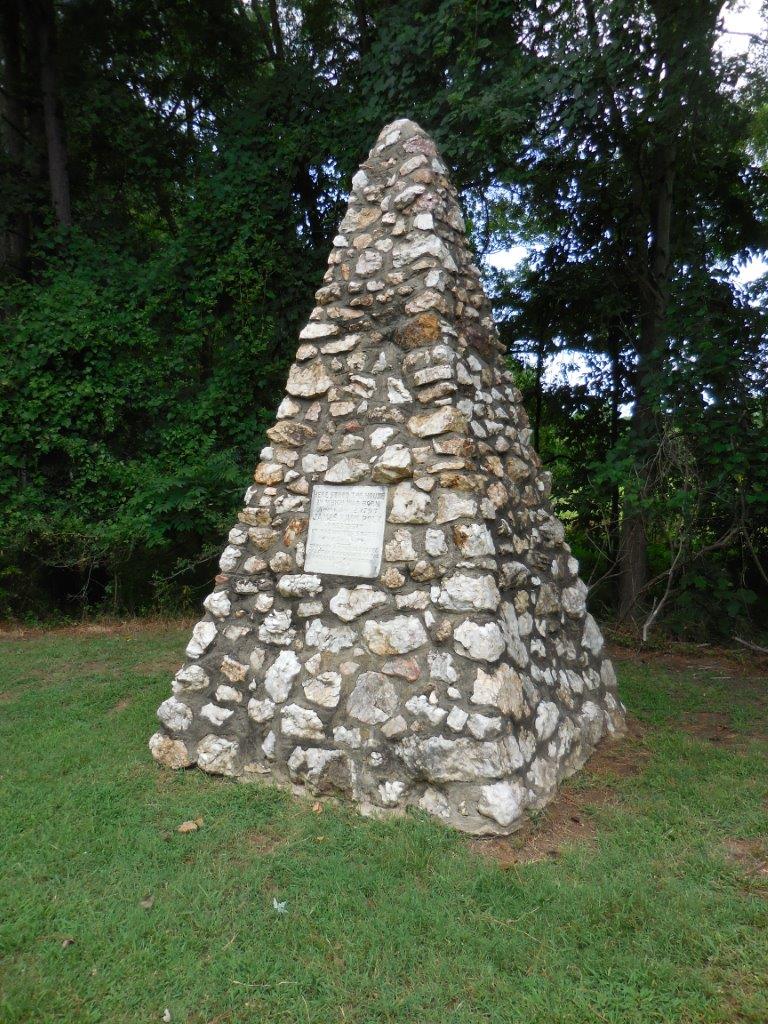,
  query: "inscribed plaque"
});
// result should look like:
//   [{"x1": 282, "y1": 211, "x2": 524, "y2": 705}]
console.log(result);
[{"x1": 304, "y1": 484, "x2": 388, "y2": 578}]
